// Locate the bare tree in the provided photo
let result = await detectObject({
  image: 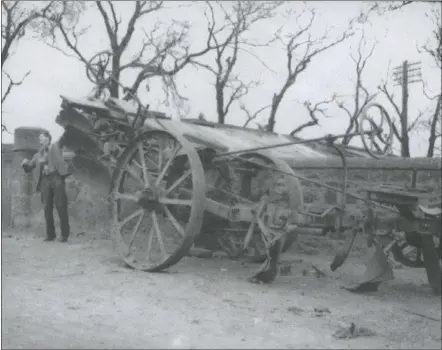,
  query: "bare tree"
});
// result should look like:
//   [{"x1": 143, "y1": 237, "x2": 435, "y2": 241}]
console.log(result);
[
  {"x1": 40, "y1": 1, "x2": 237, "y2": 112},
  {"x1": 1, "y1": 1, "x2": 56, "y2": 132},
  {"x1": 295, "y1": 32, "x2": 378, "y2": 141},
  {"x1": 265, "y1": 6, "x2": 353, "y2": 132},
  {"x1": 420, "y1": 6, "x2": 441, "y2": 157},
  {"x1": 378, "y1": 75, "x2": 413, "y2": 157},
  {"x1": 356, "y1": 1, "x2": 414, "y2": 24},
  {"x1": 422, "y1": 92, "x2": 441, "y2": 157},
  {"x1": 40, "y1": 1, "x2": 163, "y2": 99},
  {"x1": 337, "y1": 33, "x2": 378, "y2": 145},
  {"x1": 420, "y1": 7, "x2": 442, "y2": 70},
  {"x1": 191, "y1": 1, "x2": 282, "y2": 124}
]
